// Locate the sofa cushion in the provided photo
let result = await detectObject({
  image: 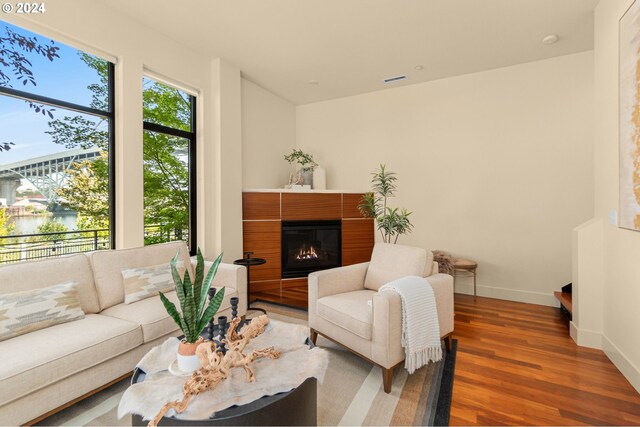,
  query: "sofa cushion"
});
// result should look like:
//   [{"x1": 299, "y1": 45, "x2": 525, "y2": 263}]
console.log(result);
[
  {"x1": 0, "y1": 254, "x2": 100, "y2": 314},
  {"x1": 89, "y1": 241, "x2": 193, "y2": 310},
  {"x1": 122, "y1": 261, "x2": 186, "y2": 304},
  {"x1": 101, "y1": 287, "x2": 238, "y2": 343},
  {"x1": 423, "y1": 250, "x2": 435, "y2": 277},
  {"x1": 364, "y1": 243, "x2": 427, "y2": 291},
  {"x1": 0, "y1": 281, "x2": 85, "y2": 342},
  {"x1": 317, "y1": 290, "x2": 376, "y2": 340},
  {"x1": 0, "y1": 313, "x2": 141, "y2": 406}
]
